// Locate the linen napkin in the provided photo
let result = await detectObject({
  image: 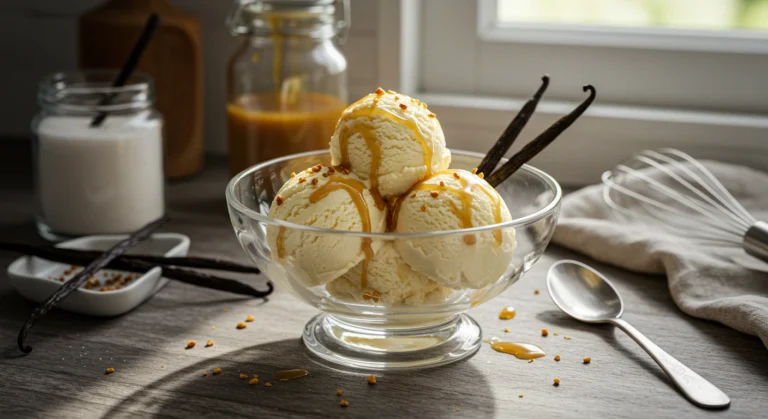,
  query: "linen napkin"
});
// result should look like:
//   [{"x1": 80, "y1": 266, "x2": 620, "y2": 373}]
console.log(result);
[{"x1": 551, "y1": 160, "x2": 768, "y2": 348}]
